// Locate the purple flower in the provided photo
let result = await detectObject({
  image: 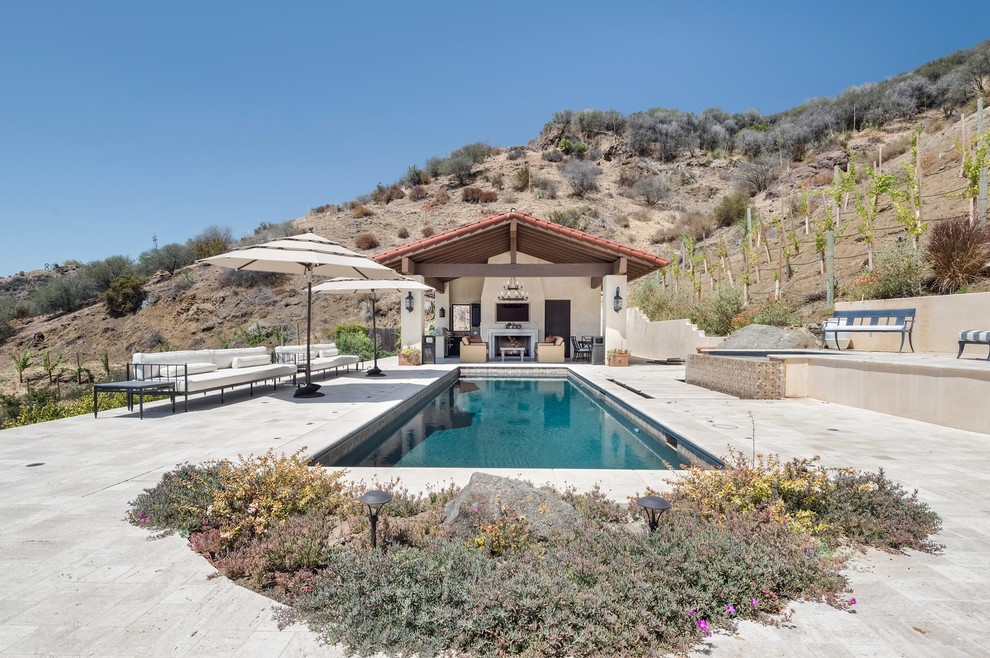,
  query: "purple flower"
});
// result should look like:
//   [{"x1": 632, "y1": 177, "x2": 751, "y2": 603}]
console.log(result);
[
  {"x1": 689, "y1": 609, "x2": 697, "y2": 617},
  {"x1": 750, "y1": 597, "x2": 758, "y2": 608},
  {"x1": 726, "y1": 604, "x2": 736, "y2": 615},
  {"x1": 696, "y1": 619, "x2": 711, "y2": 636},
  {"x1": 849, "y1": 598, "x2": 857, "y2": 606},
  {"x1": 471, "y1": 505, "x2": 479, "y2": 514}
]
